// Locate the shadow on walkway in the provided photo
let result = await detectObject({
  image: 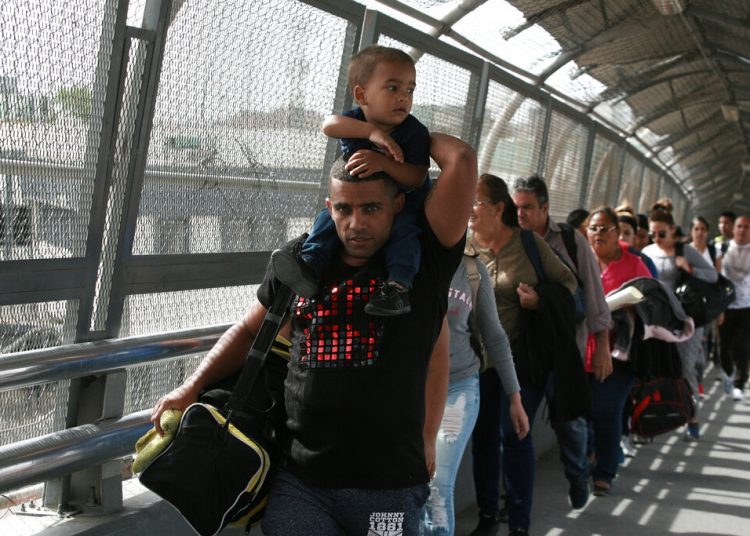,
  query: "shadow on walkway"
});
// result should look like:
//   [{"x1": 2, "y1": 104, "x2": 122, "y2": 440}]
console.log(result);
[{"x1": 457, "y1": 372, "x2": 750, "y2": 536}]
